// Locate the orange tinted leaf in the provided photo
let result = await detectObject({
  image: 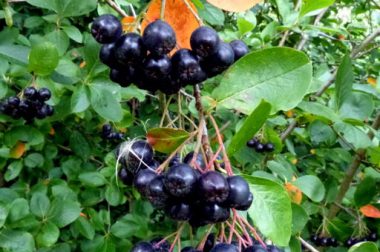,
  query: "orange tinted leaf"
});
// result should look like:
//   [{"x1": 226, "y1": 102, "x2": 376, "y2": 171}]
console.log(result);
[
  {"x1": 285, "y1": 182, "x2": 302, "y2": 204},
  {"x1": 49, "y1": 127, "x2": 55, "y2": 136},
  {"x1": 147, "y1": 127, "x2": 190, "y2": 154},
  {"x1": 207, "y1": 0, "x2": 262, "y2": 12},
  {"x1": 79, "y1": 61, "x2": 86, "y2": 68},
  {"x1": 141, "y1": 0, "x2": 200, "y2": 50},
  {"x1": 360, "y1": 205, "x2": 380, "y2": 218},
  {"x1": 10, "y1": 141, "x2": 26, "y2": 159},
  {"x1": 367, "y1": 77, "x2": 377, "y2": 87},
  {"x1": 285, "y1": 110, "x2": 294, "y2": 118},
  {"x1": 122, "y1": 16, "x2": 136, "y2": 32}
]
